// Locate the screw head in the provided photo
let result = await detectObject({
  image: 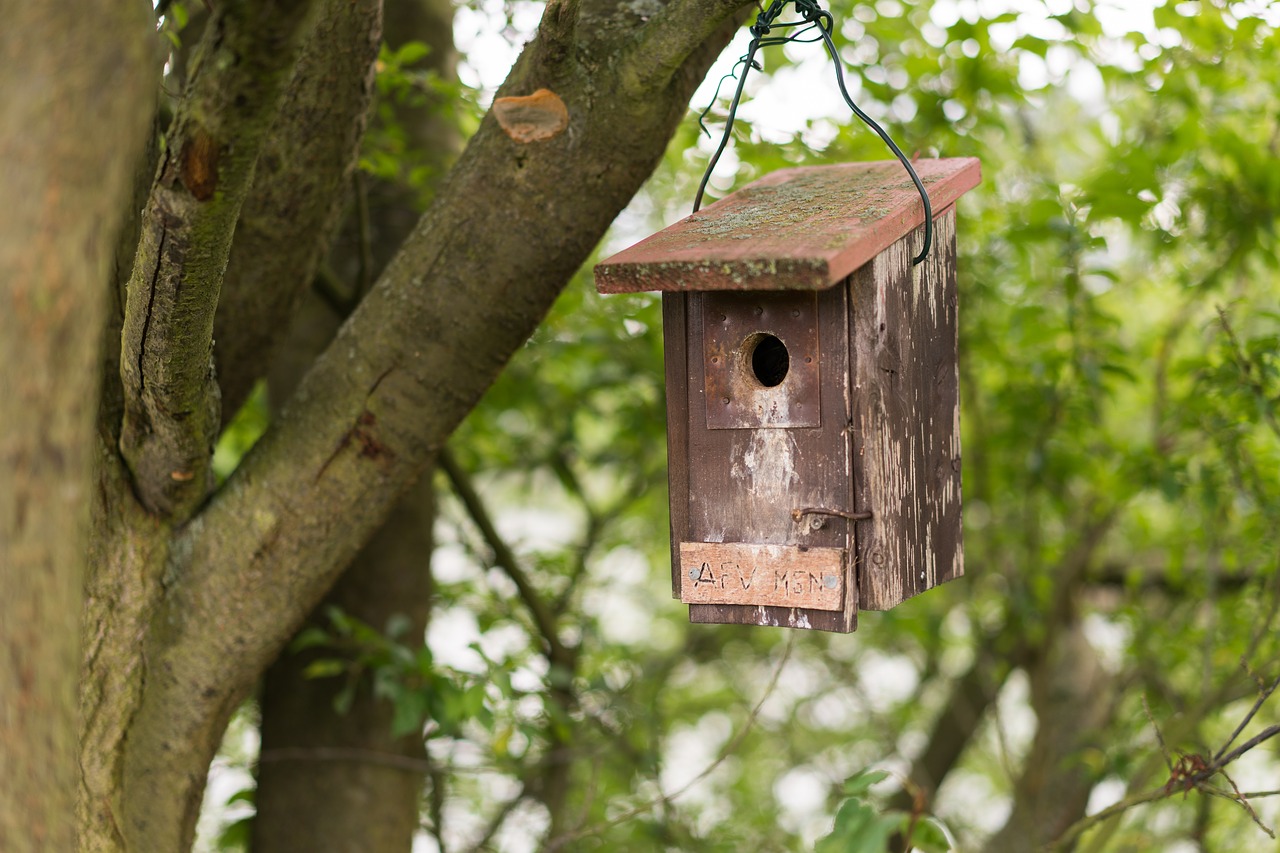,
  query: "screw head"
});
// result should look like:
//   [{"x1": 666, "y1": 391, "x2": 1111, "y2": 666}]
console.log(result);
[
  {"x1": 689, "y1": 568, "x2": 699, "y2": 579},
  {"x1": 823, "y1": 575, "x2": 838, "y2": 589}
]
